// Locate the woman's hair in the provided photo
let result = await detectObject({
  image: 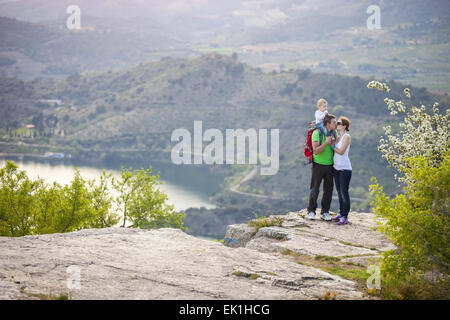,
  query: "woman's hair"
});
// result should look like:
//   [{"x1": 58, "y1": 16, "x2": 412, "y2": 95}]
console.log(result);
[{"x1": 339, "y1": 116, "x2": 350, "y2": 131}]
